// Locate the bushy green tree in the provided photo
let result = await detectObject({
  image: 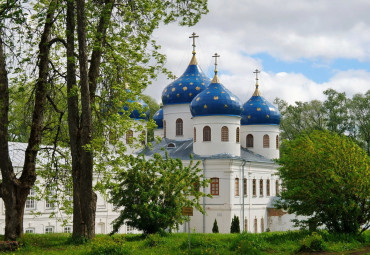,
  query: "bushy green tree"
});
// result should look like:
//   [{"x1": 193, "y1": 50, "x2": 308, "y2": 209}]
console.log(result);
[
  {"x1": 276, "y1": 130, "x2": 370, "y2": 234},
  {"x1": 107, "y1": 153, "x2": 209, "y2": 235},
  {"x1": 230, "y1": 215, "x2": 240, "y2": 233},
  {"x1": 212, "y1": 219, "x2": 219, "y2": 233}
]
